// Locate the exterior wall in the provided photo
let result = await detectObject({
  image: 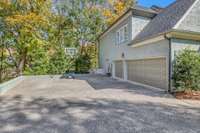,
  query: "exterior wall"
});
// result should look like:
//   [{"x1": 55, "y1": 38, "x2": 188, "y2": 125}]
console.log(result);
[
  {"x1": 99, "y1": 15, "x2": 152, "y2": 73},
  {"x1": 99, "y1": 15, "x2": 132, "y2": 72},
  {"x1": 176, "y1": 0, "x2": 200, "y2": 32},
  {"x1": 131, "y1": 15, "x2": 151, "y2": 40},
  {"x1": 171, "y1": 38, "x2": 200, "y2": 62},
  {"x1": 100, "y1": 35, "x2": 170, "y2": 74},
  {"x1": 115, "y1": 15, "x2": 132, "y2": 46},
  {"x1": 99, "y1": 13, "x2": 170, "y2": 89}
]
